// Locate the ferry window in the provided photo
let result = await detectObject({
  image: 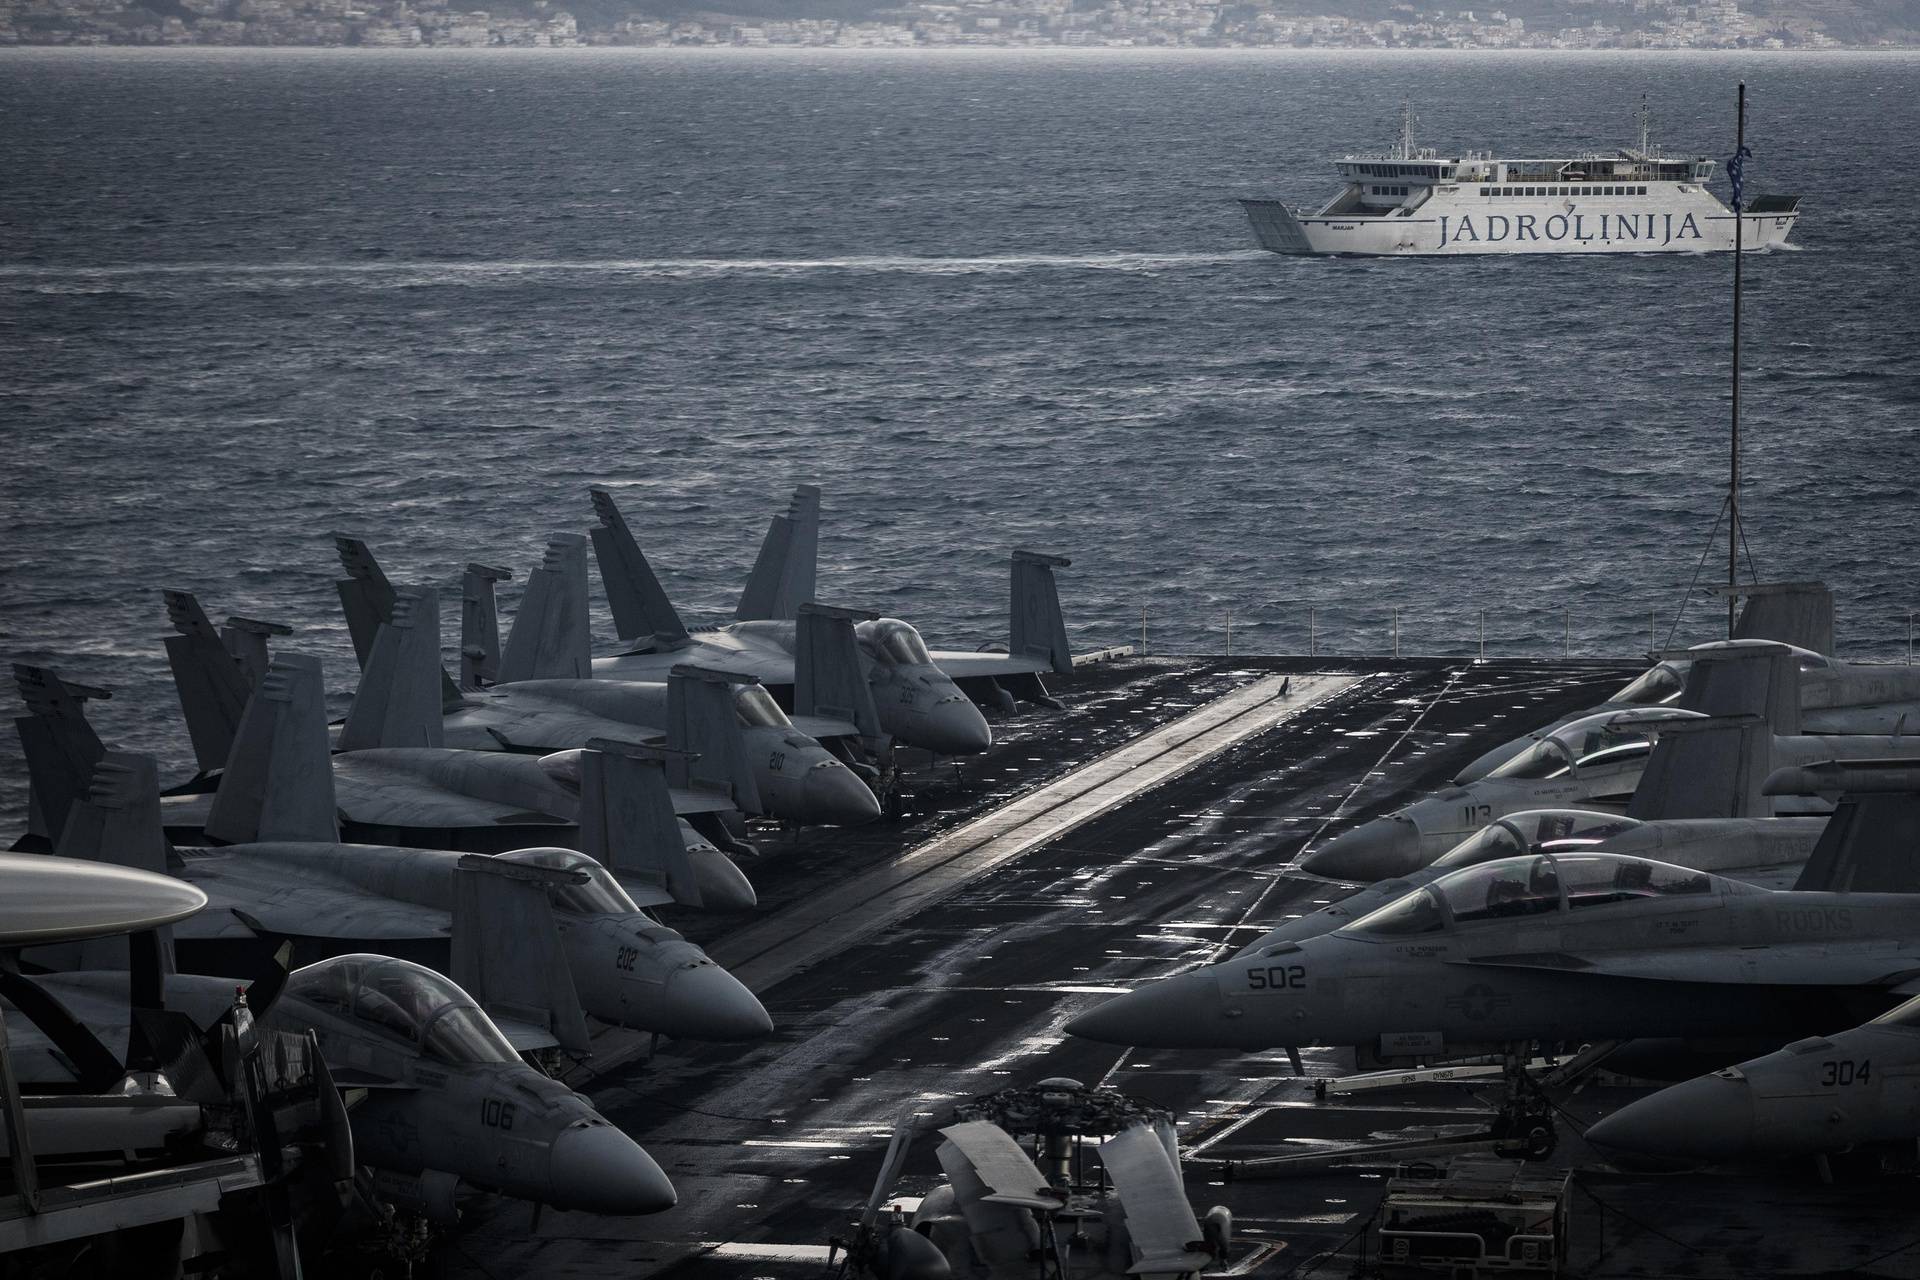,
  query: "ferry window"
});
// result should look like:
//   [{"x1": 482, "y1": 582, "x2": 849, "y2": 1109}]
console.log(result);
[{"x1": 1637, "y1": 186, "x2": 1647, "y2": 195}]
